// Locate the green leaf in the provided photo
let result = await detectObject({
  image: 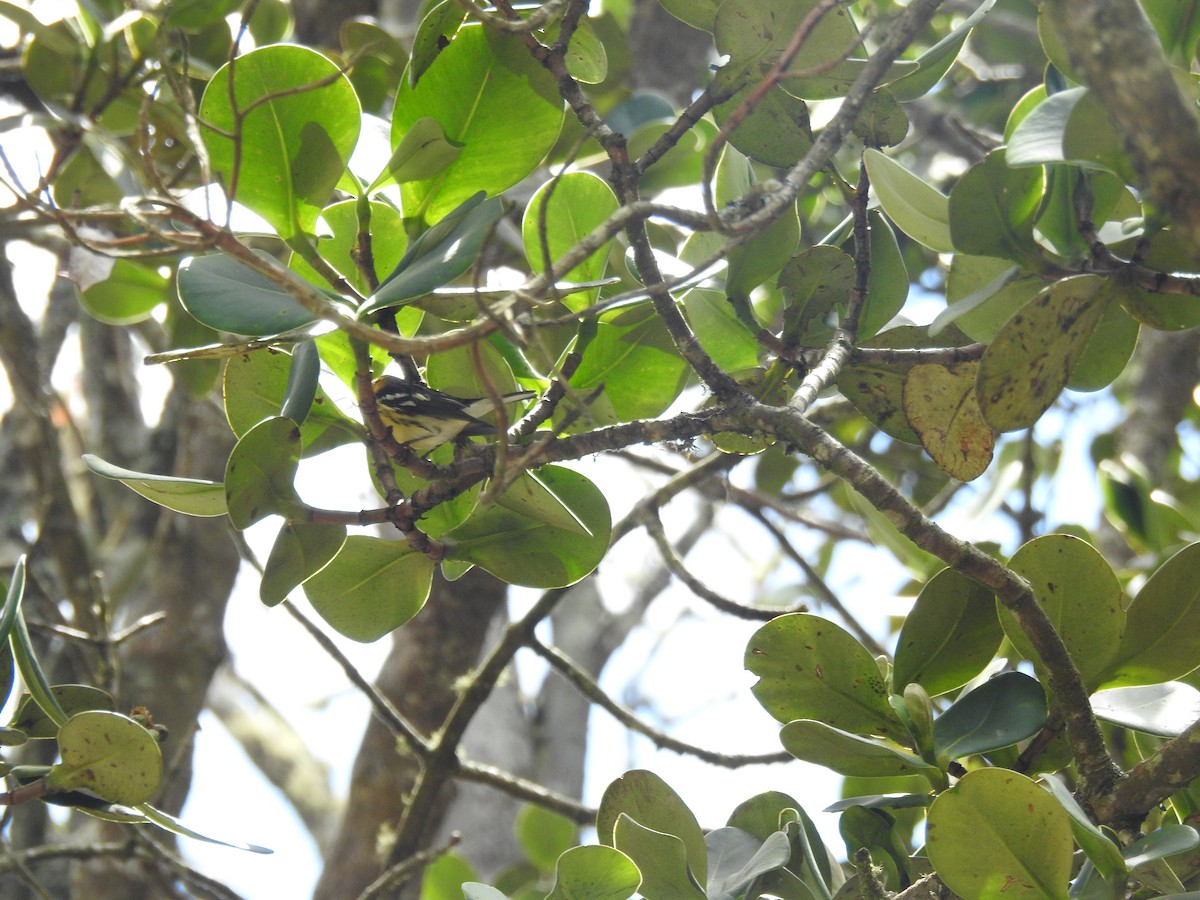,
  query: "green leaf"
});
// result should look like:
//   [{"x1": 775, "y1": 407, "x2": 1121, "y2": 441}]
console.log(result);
[
  {"x1": 420, "y1": 852, "x2": 477, "y2": 900},
  {"x1": 224, "y1": 417, "x2": 305, "y2": 530},
  {"x1": 10, "y1": 685, "x2": 115, "y2": 738},
  {"x1": 839, "y1": 807, "x2": 911, "y2": 891},
  {"x1": 998, "y1": 534, "x2": 1124, "y2": 691},
  {"x1": 939, "y1": 254, "x2": 1038, "y2": 344},
  {"x1": 0, "y1": 557, "x2": 24, "y2": 711},
  {"x1": 545, "y1": 845, "x2": 640, "y2": 900},
  {"x1": 290, "y1": 199, "x2": 408, "y2": 300},
  {"x1": 1124, "y1": 825, "x2": 1200, "y2": 870},
  {"x1": 745, "y1": 613, "x2": 904, "y2": 739},
  {"x1": 659, "y1": 0, "x2": 719, "y2": 32},
  {"x1": 47, "y1": 711, "x2": 162, "y2": 805},
  {"x1": 902, "y1": 361, "x2": 994, "y2": 481},
  {"x1": 926, "y1": 768, "x2": 1072, "y2": 900},
  {"x1": 10, "y1": 612, "x2": 69, "y2": 728},
  {"x1": 707, "y1": 828, "x2": 793, "y2": 899},
  {"x1": 408, "y1": 0, "x2": 468, "y2": 88},
  {"x1": 443, "y1": 466, "x2": 611, "y2": 589},
  {"x1": 779, "y1": 720, "x2": 939, "y2": 778},
  {"x1": 1100, "y1": 542, "x2": 1200, "y2": 687},
  {"x1": 681, "y1": 288, "x2": 761, "y2": 373},
  {"x1": 1040, "y1": 775, "x2": 1126, "y2": 882},
  {"x1": 522, "y1": 171, "x2": 619, "y2": 312},
  {"x1": 360, "y1": 193, "x2": 505, "y2": 316},
  {"x1": 394, "y1": 25, "x2": 563, "y2": 222},
  {"x1": 713, "y1": 87, "x2": 812, "y2": 168},
  {"x1": 726, "y1": 791, "x2": 832, "y2": 888},
  {"x1": 863, "y1": 149, "x2": 953, "y2": 253},
  {"x1": 1066, "y1": 297, "x2": 1138, "y2": 392},
  {"x1": 857, "y1": 211, "x2": 909, "y2": 338},
  {"x1": 516, "y1": 804, "x2": 577, "y2": 872},
  {"x1": 1091, "y1": 682, "x2": 1200, "y2": 737},
  {"x1": 369, "y1": 115, "x2": 462, "y2": 190},
  {"x1": 892, "y1": 566, "x2": 1004, "y2": 696},
  {"x1": 948, "y1": 149, "x2": 1044, "y2": 264},
  {"x1": 222, "y1": 349, "x2": 363, "y2": 456},
  {"x1": 199, "y1": 45, "x2": 360, "y2": 240},
  {"x1": 302, "y1": 536, "x2": 435, "y2": 642},
  {"x1": 260, "y1": 523, "x2": 347, "y2": 607},
  {"x1": 597, "y1": 770, "x2": 707, "y2": 886},
  {"x1": 77, "y1": 258, "x2": 169, "y2": 325},
  {"x1": 932, "y1": 672, "x2": 1047, "y2": 760},
  {"x1": 778, "y1": 245, "x2": 856, "y2": 347},
  {"x1": 494, "y1": 469, "x2": 593, "y2": 537},
  {"x1": 887, "y1": 0, "x2": 997, "y2": 102},
  {"x1": 137, "y1": 803, "x2": 273, "y2": 853},
  {"x1": 570, "y1": 303, "x2": 691, "y2": 421},
  {"x1": 1007, "y1": 88, "x2": 1135, "y2": 182},
  {"x1": 977, "y1": 276, "x2": 1112, "y2": 432},
  {"x1": 281, "y1": 340, "x2": 320, "y2": 425},
  {"x1": 177, "y1": 251, "x2": 323, "y2": 337},
  {"x1": 611, "y1": 816, "x2": 706, "y2": 900},
  {"x1": 81, "y1": 454, "x2": 227, "y2": 517}
]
